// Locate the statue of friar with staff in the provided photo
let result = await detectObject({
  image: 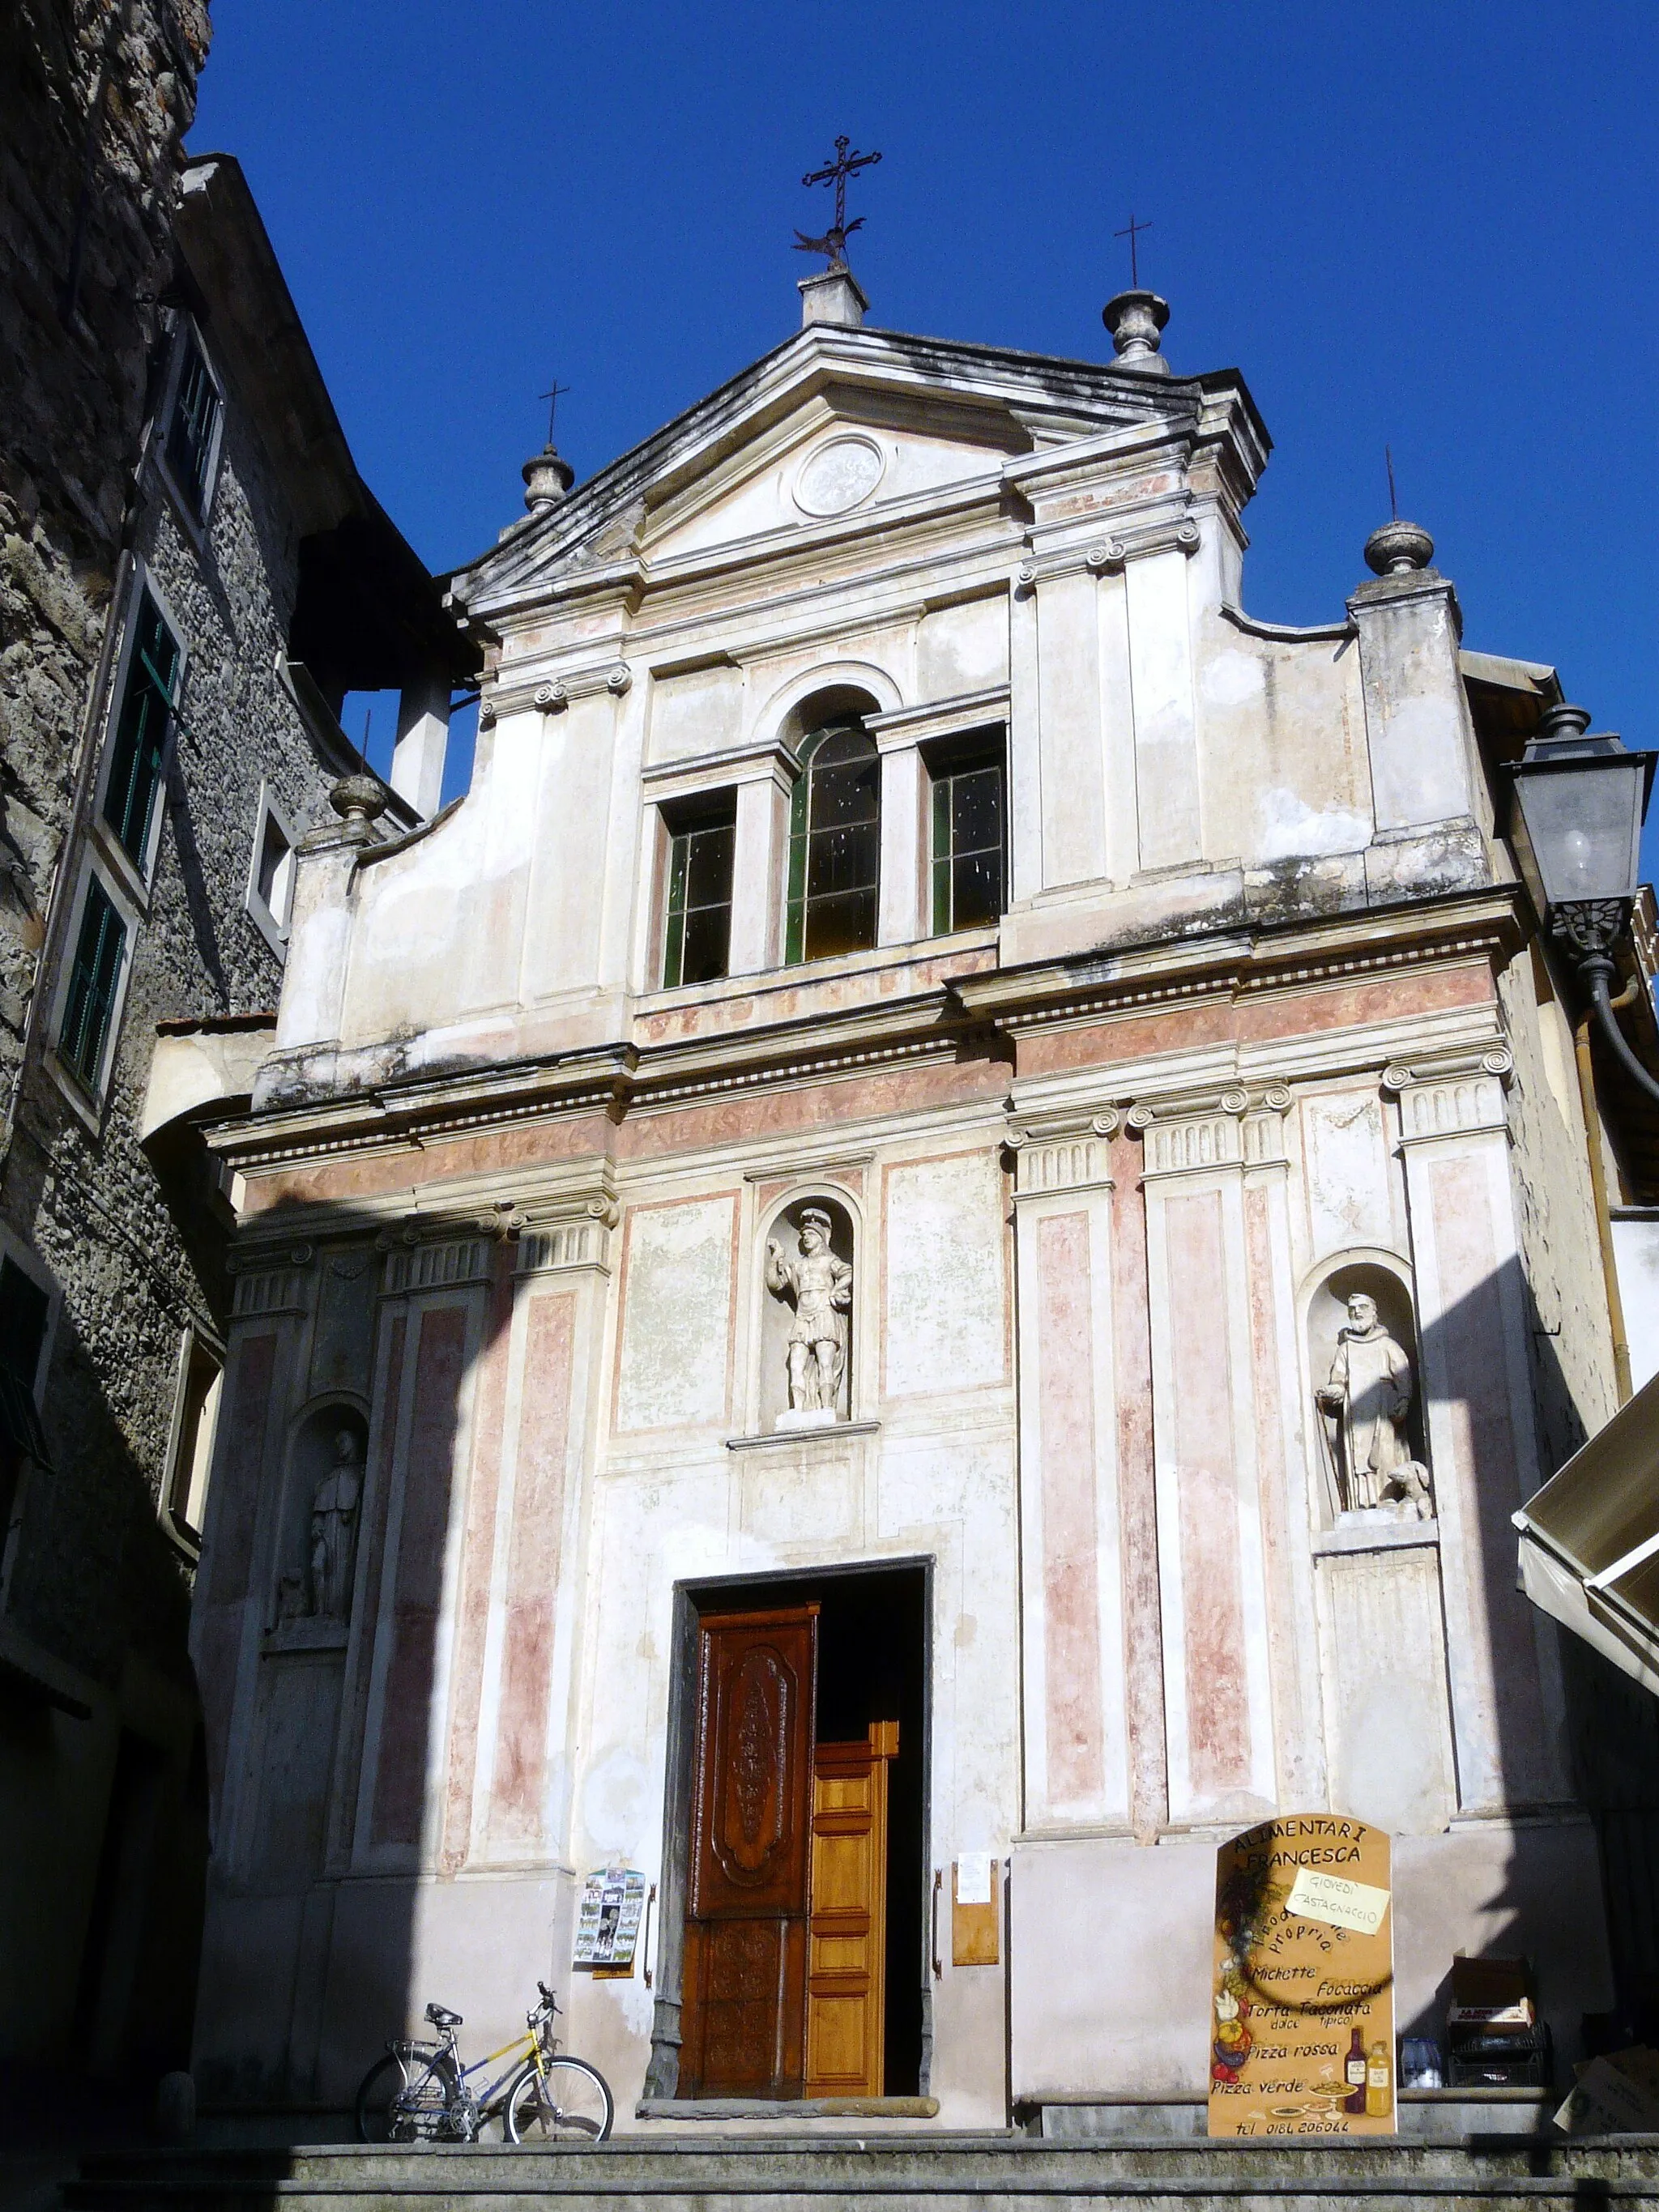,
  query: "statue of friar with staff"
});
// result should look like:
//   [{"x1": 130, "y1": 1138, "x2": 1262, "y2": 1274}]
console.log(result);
[{"x1": 1316, "y1": 1291, "x2": 1432, "y2": 1519}]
